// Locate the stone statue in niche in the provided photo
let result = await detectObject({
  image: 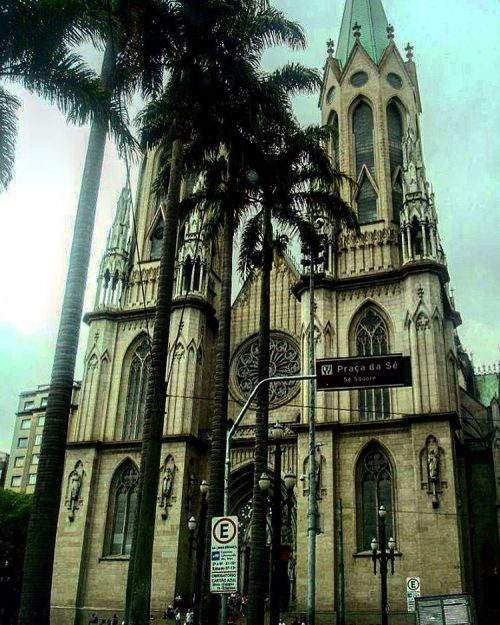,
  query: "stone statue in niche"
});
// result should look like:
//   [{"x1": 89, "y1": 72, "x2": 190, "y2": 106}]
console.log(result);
[
  {"x1": 159, "y1": 455, "x2": 176, "y2": 519},
  {"x1": 421, "y1": 435, "x2": 445, "y2": 509},
  {"x1": 66, "y1": 460, "x2": 84, "y2": 522}
]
